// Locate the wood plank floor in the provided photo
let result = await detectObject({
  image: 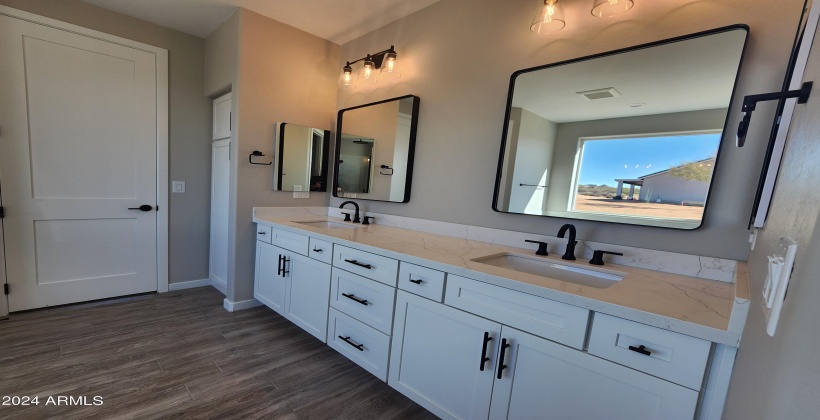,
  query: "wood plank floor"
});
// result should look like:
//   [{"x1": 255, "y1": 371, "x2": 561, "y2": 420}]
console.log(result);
[{"x1": 0, "y1": 287, "x2": 437, "y2": 419}]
